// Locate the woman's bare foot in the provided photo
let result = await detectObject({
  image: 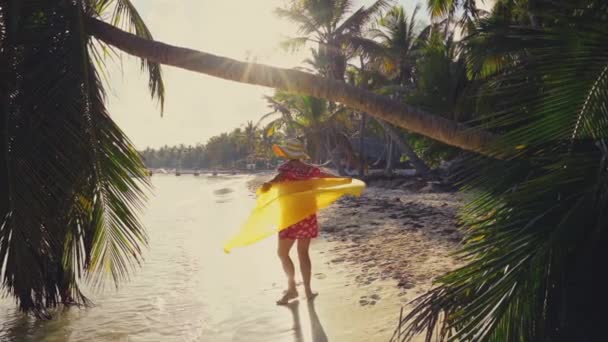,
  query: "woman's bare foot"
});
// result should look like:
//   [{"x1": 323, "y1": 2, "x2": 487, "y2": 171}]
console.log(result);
[
  {"x1": 276, "y1": 289, "x2": 299, "y2": 305},
  {"x1": 304, "y1": 290, "x2": 318, "y2": 300}
]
